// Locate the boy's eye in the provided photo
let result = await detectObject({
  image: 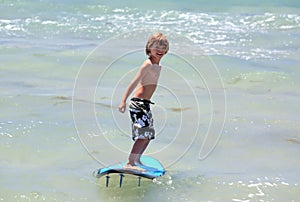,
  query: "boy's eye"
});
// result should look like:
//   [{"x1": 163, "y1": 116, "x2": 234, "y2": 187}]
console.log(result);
[{"x1": 153, "y1": 46, "x2": 166, "y2": 51}]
